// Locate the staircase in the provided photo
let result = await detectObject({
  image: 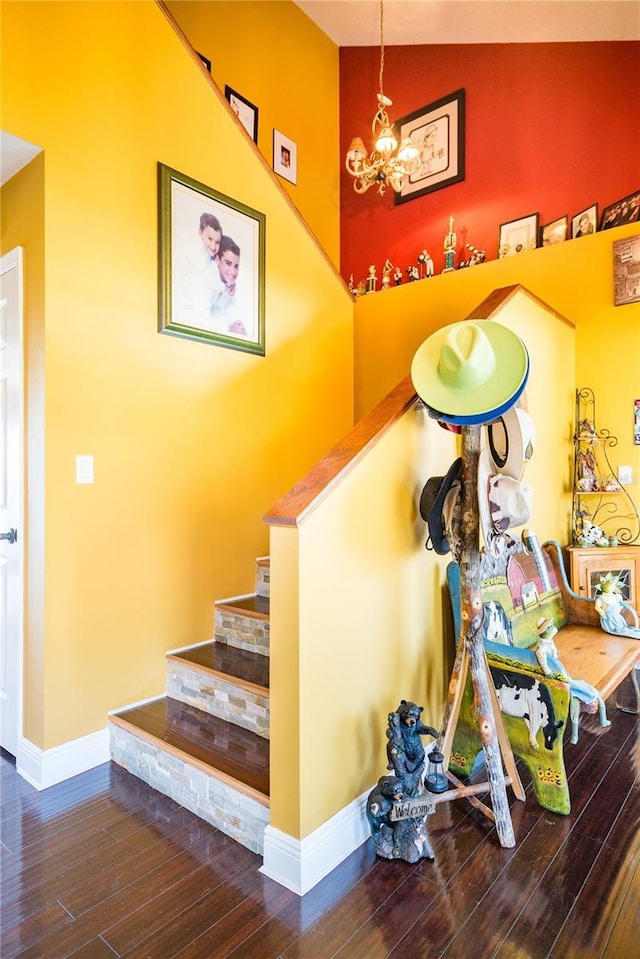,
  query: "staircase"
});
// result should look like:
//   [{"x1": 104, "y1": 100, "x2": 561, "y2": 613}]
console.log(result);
[{"x1": 109, "y1": 558, "x2": 271, "y2": 854}]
